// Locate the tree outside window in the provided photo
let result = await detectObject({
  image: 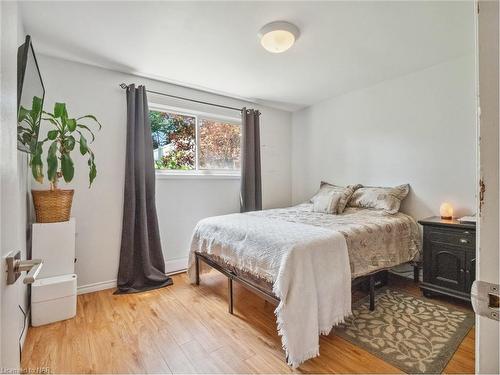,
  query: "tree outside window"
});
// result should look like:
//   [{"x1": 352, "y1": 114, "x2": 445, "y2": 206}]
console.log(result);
[
  {"x1": 199, "y1": 119, "x2": 240, "y2": 170},
  {"x1": 149, "y1": 108, "x2": 240, "y2": 173}
]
